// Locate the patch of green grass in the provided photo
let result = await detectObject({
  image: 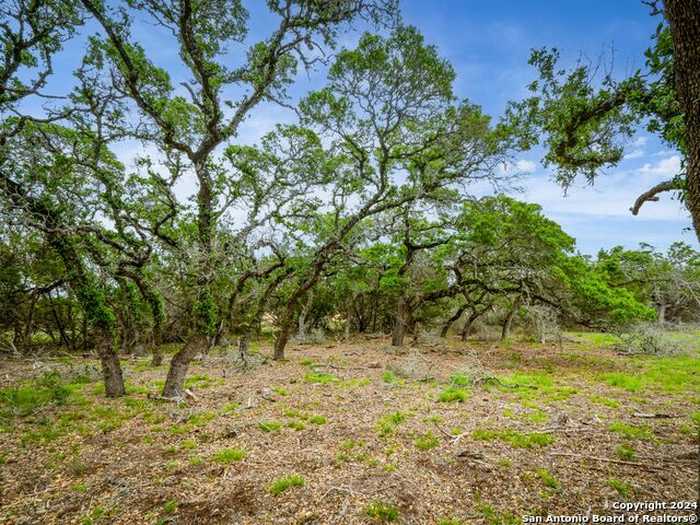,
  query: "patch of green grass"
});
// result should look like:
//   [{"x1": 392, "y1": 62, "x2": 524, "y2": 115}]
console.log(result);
[
  {"x1": 414, "y1": 431, "x2": 439, "y2": 450},
  {"x1": 272, "y1": 387, "x2": 288, "y2": 397},
  {"x1": 437, "y1": 386, "x2": 469, "y2": 403},
  {"x1": 536, "y1": 468, "x2": 560, "y2": 490},
  {"x1": 72, "y1": 482, "x2": 88, "y2": 493},
  {"x1": 615, "y1": 444, "x2": 636, "y2": 460},
  {"x1": 382, "y1": 371, "x2": 398, "y2": 383},
  {"x1": 438, "y1": 519, "x2": 464, "y2": 525},
  {"x1": 523, "y1": 409, "x2": 549, "y2": 424},
  {"x1": 496, "y1": 371, "x2": 577, "y2": 402},
  {"x1": 212, "y1": 447, "x2": 246, "y2": 464},
  {"x1": 472, "y1": 429, "x2": 554, "y2": 449},
  {"x1": 589, "y1": 395, "x2": 621, "y2": 408},
  {"x1": 477, "y1": 503, "x2": 520, "y2": 525},
  {"x1": 299, "y1": 358, "x2": 314, "y2": 366},
  {"x1": 162, "y1": 500, "x2": 177, "y2": 514},
  {"x1": 309, "y1": 415, "x2": 326, "y2": 425},
  {"x1": 286, "y1": 420, "x2": 306, "y2": 431},
  {"x1": 338, "y1": 377, "x2": 371, "y2": 389},
  {"x1": 608, "y1": 478, "x2": 632, "y2": 499},
  {"x1": 608, "y1": 421, "x2": 653, "y2": 440},
  {"x1": 259, "y1": 420, "x2": 283, "y2": 433},
  {"x1": 0, "y1": 371, "x2": 72, "y2": 417},
  {"x1": 376, "y1": 411, "x2": 407, "y2": 436},
  {"x1": 303, "y1": 372, "x2": 337, "y2": 385},
  {"x1": 220, "y1": 402, "x2": 240, "y2": 415},
  {"x1": 184, "y1": 373, "x2": 217, "y2": 389},
  {"x1": 365, "y1": 500, "x2": 399, "y2": 522},
  {"x1": 449, "y1": 373, "x2": 471, "y2": 387},
  {"x1": 600, "y1": 372, "x2": 642, "y2": 392},
  {"x1": 269, "y1": 473, "x2": 305, "y2": 495}
]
